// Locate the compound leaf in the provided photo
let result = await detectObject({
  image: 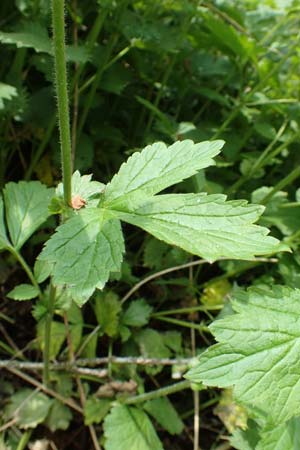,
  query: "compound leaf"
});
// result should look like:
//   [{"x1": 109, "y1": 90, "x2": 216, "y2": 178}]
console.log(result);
[
  {"x1": 104, "y1": 139, "x2": 224, "y2": 209},
  {"x1": 103, "y1": 404, "x2": 163, "y2": 450},
  {"x1": 114, "y1": 194, "x2": 284, "y2": 261},
  {"x1": 3, "y1": 181, "x2": 54, "y2": 250},
  {"x1": 38, "y1": 208, "x2": 124, "y2": 306},
  {"x1": 186, "y1": 286, "x2": 300, "y2": 424}
]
